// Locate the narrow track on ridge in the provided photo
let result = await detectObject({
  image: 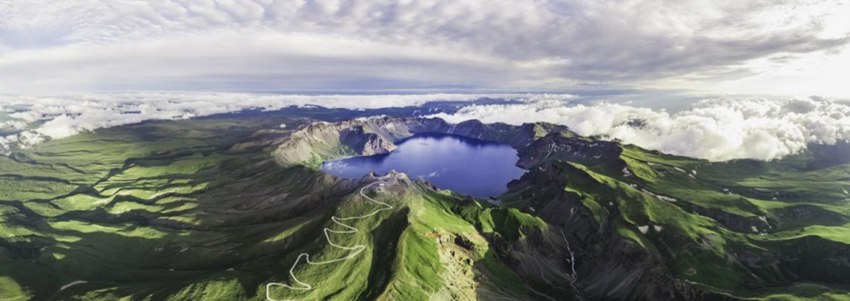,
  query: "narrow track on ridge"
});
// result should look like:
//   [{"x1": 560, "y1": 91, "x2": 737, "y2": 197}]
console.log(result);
[{"x1": 266, "y1": 176, "x2": 396, "y2": 301}]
